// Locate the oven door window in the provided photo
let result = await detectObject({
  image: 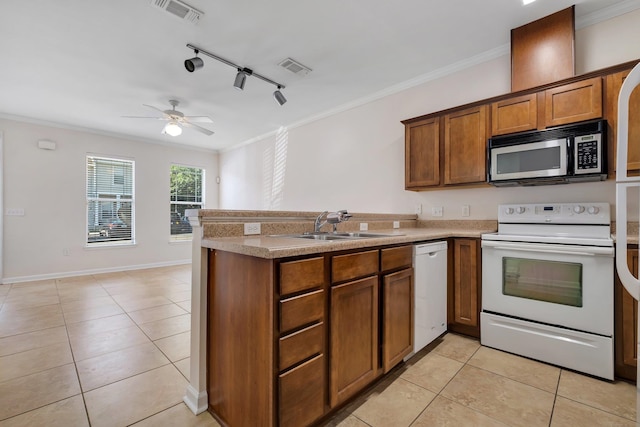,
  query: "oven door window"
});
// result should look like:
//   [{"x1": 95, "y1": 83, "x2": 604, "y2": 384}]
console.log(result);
[{"x1": 502, "y1": 257, "x2": 582, "y2": 307}]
